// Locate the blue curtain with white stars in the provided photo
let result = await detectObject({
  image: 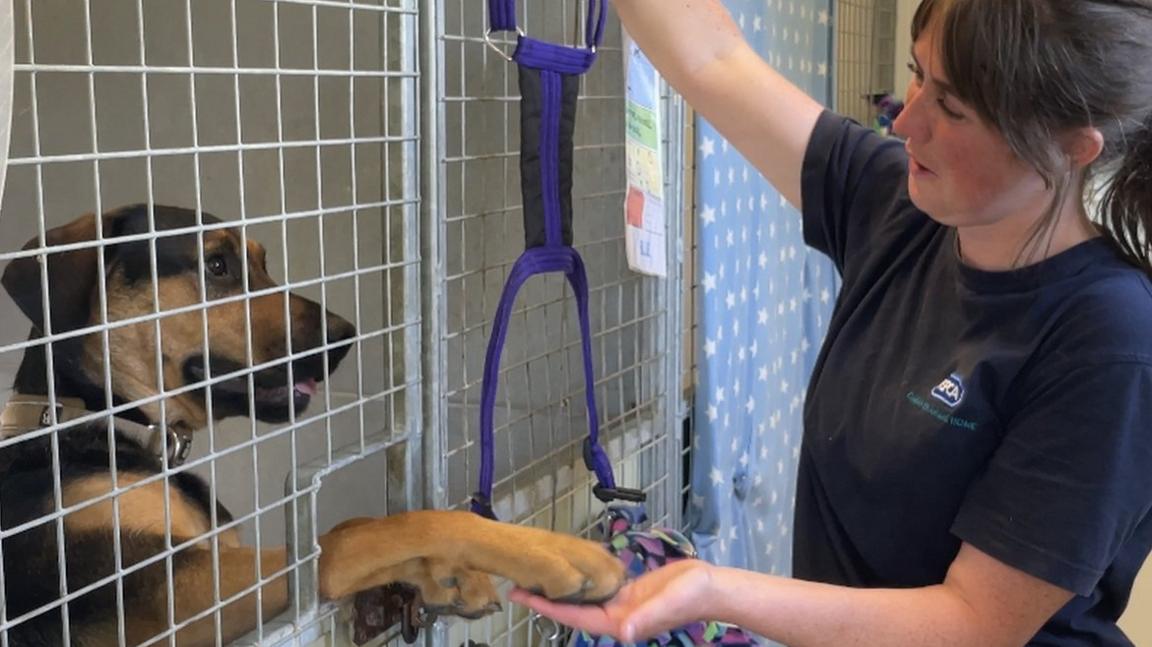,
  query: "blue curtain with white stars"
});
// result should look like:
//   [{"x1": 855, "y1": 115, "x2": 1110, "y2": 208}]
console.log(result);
[{"x1": 686, "y1": 0, "x2": 838, "y2": 581}]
